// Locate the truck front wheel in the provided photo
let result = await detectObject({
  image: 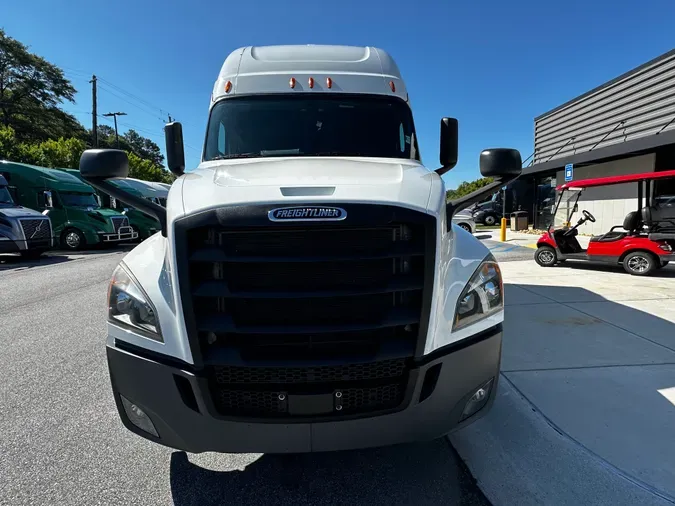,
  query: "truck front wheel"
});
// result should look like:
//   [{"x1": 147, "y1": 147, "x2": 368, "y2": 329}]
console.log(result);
[{"x1": 61, "y1": 228, "x2": 85, "y2": 251}]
